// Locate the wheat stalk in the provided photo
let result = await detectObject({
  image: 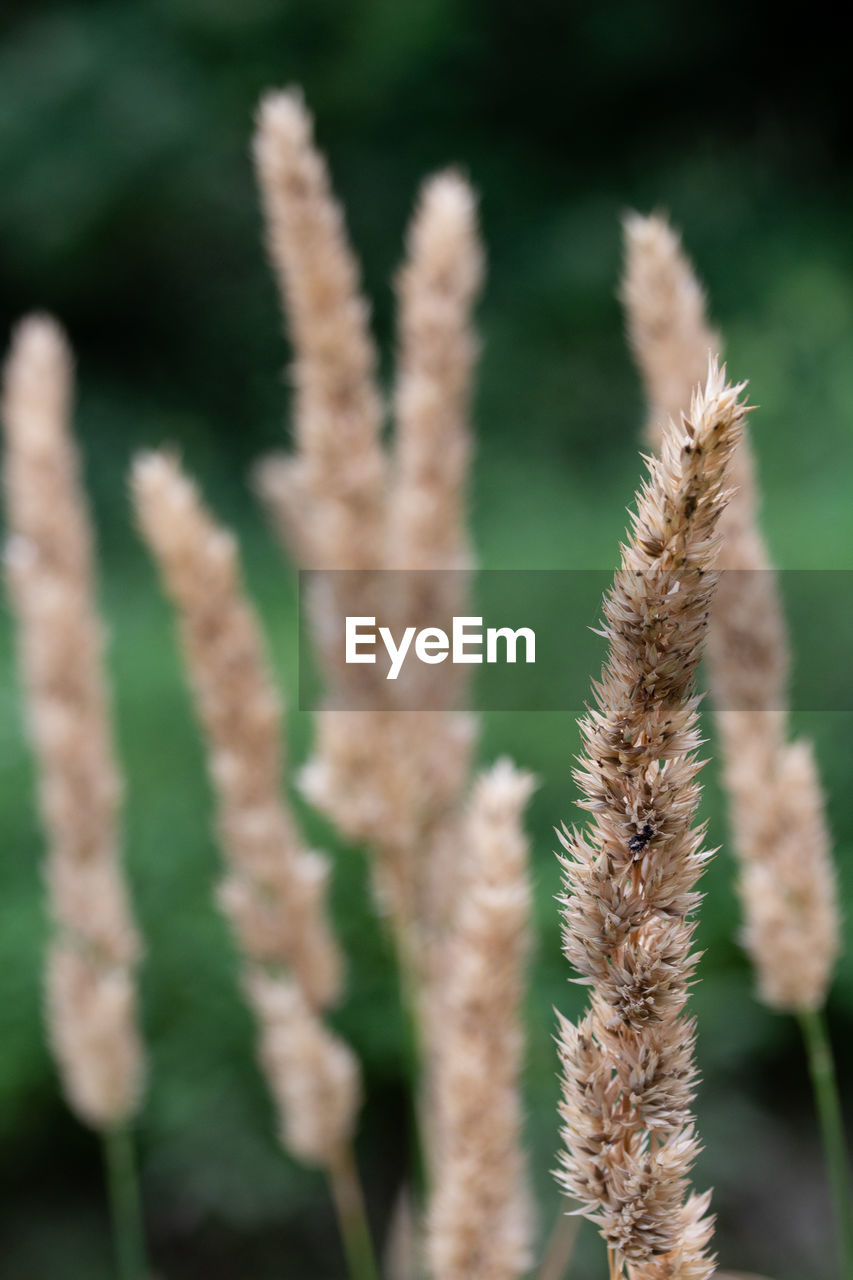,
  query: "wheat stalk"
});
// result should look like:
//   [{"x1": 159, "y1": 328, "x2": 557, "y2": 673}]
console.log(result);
[{"x1": 556, "y1": 360, "x2": 748, "y2": 1279}]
